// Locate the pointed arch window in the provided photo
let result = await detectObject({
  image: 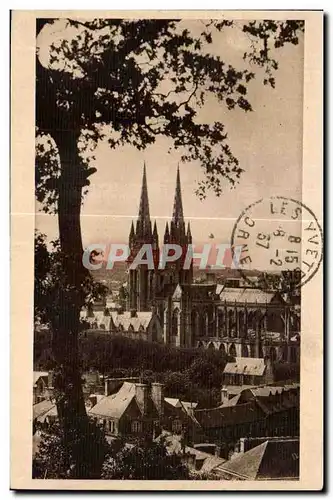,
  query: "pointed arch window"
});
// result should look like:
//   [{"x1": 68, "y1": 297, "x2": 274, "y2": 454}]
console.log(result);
[{"x1": 172, "y1": 308, "x2": 179, "y2": 336}]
